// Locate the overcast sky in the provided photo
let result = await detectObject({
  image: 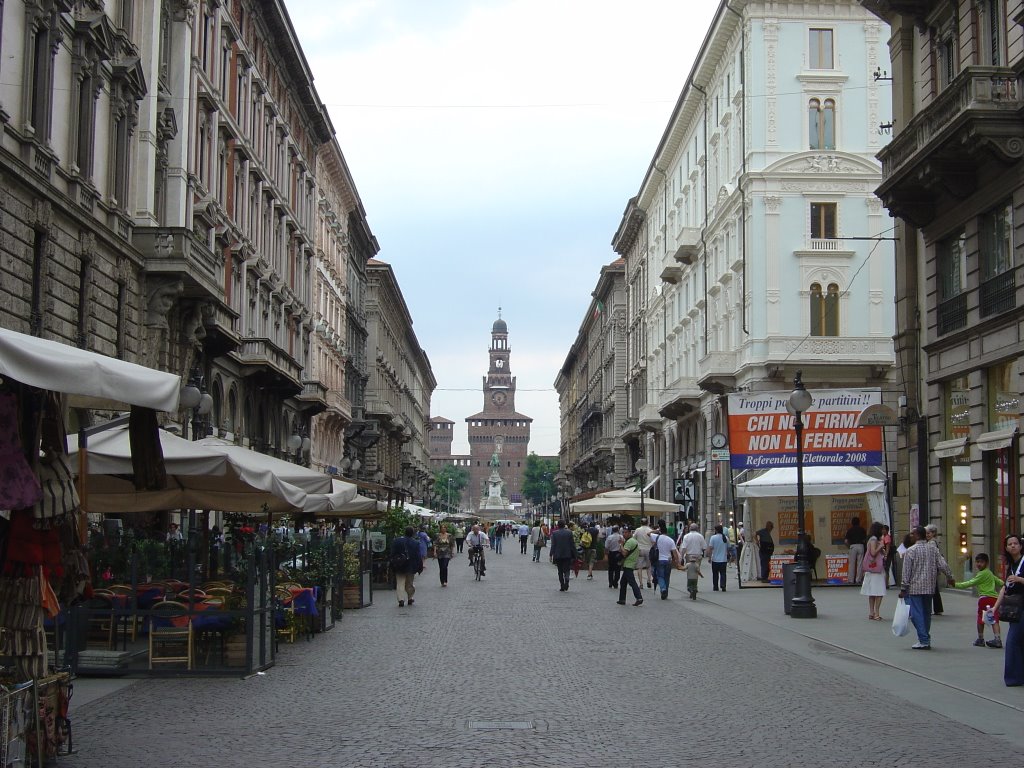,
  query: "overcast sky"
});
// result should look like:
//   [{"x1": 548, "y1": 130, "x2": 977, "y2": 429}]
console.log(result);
[{"x1": 289, "y1": 0, "x2": 721, "y2": 455}]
